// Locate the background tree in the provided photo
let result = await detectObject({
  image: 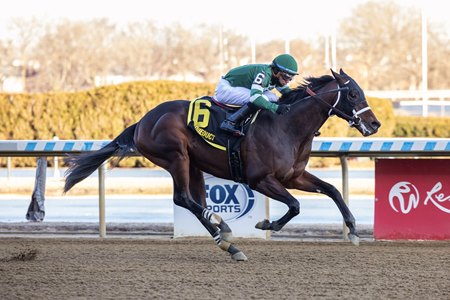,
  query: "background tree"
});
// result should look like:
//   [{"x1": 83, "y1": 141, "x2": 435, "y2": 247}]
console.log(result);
[
  {"x1": 427, "y1": 28, "x2": 450, "y2": 89},
  {"x1": 0, "y1": 40, "x2": 14, "y2": 90},
  {"x1": 0, "y1": 1, "x2": 448, "y2": 93},
  {"x1": 337, "y1": 1, "x2": 449, "y2": 90},
  {"x1": 28, "y1": 19, "x2": 115, "y2": 92},
  {"x1": 5, "y1": 18, "x2": 45, "y2": 91},
  {"x1": 338, "y1": 1, "x2": 423, "y2": 90},
  {"x1": 108, "y1": 21, "x2": 161, "y2": 78}
]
